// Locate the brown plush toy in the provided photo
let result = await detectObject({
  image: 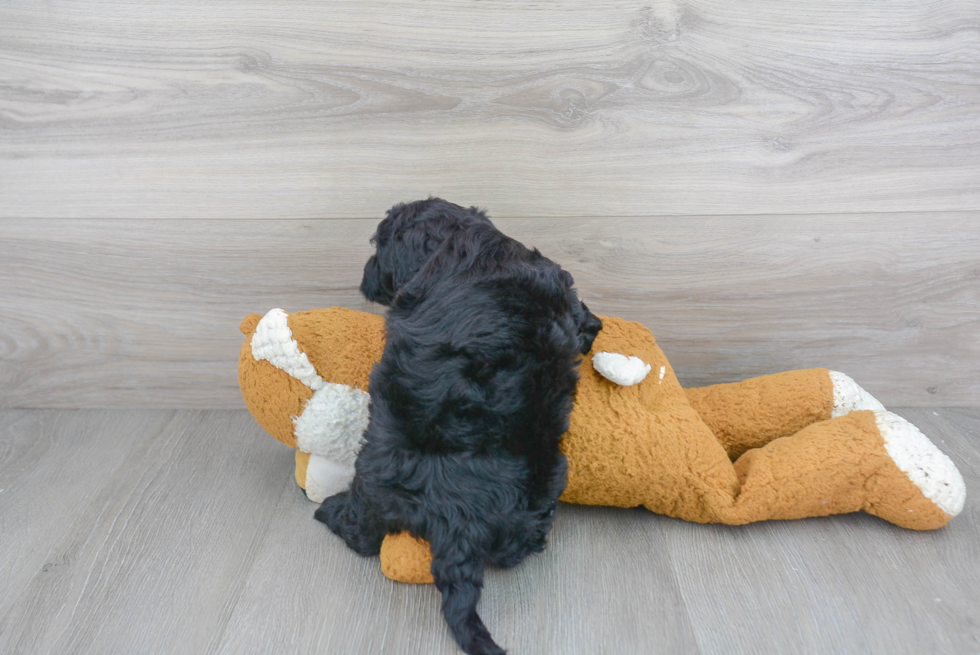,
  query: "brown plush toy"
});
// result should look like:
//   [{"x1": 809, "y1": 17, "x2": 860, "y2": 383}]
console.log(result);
[{"x1": 239, "y1": 307, "x2": 966, "y2": 584}]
